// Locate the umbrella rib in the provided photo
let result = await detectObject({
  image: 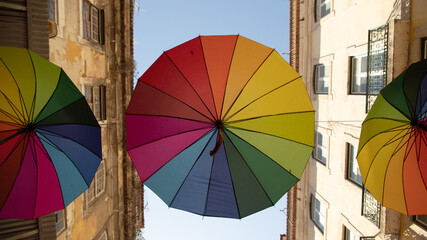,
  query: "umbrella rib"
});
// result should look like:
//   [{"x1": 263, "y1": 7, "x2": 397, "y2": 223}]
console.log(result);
[
  {"x1": 36, "y1": 125, "x2": 102, "y2": 159},
  {"x1": 28, "y1": 133, "x2": 38, "y2": 219},
  {"x1": 379, "y1": 126, "x2": 413, "y2": 207},
  {"x1": 28, "y1": 52, "x2": 38, "y2": 122},
  {"x1": 362, "y1": 125, "x2": 411, "y2": 192},
  {"x1": 226, "y1": 110, "x2": 315, "y2": 125},
  {"x1": 223, "y1": 76, "x2": 303, "y2": 123},
  {"x1": 139, "y1": 82, "x2": 214, "y2": 123},
  {"x1": 127, "y1": 126, "x2": 213, "y2": 152},
  {"x1": 31, "y1": 71, "x2": 64, "y2": 123},
  {"x1": 168, "y1": 129, "x2": 217, "y2": 208},
  {"x1": 0, "y1": 58, "x2": 29, "y2": 123},
  {"x1": 0, "y1": 91, "x2": 26, "y2": 124},
  {"x1": 218, "y1": 35, "x2": 239, "y2": 120},
  {"x1": 32, "y1": 131, "x2": 68, "y2": 208},
  {"x1": 163, "y1": 52, "x2": 217, "y2": 121},
  {"x1": 223, "y1": 130, "x2": 277, "y2": 207},
  {"x1": 224, "y1": 128, "x2": 301, "y2": 180},
  {"x1": 0, "y1": 132, "x2": 27, "y2": 169},
  {"x1": 222, "y1": 49, "x2": 275, "y2": 121},
  {"x1": 198, "y1": 36, "x2": 219, "y2": 120},
  {"x1": 221, "y1": 136, "x2": 242, "y2": 218},
  {"x1": 413, "y1": 128, "x2": 427, "y2": 190},
  {"x1": 202, "y1": 139, "x2": 217, "y2": 217},
  {"x1": 0, "y1": 119, "x2": 22, "y2": 129},
  {"x1": 225, "y1": 125, "x2": 314, "y2": 149},
  {"x1": 0, "y1": 133, "x2": 27, "y2": 212},
  {"x1": 400, "y1": 128, "x2": 418, "y2": 215},
  {"x1": 357, "y1": 119, "x2": 410, "y2": 153},
  {"x1": 35, "y1": 129, "x2": 92, "y2": 188}
]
